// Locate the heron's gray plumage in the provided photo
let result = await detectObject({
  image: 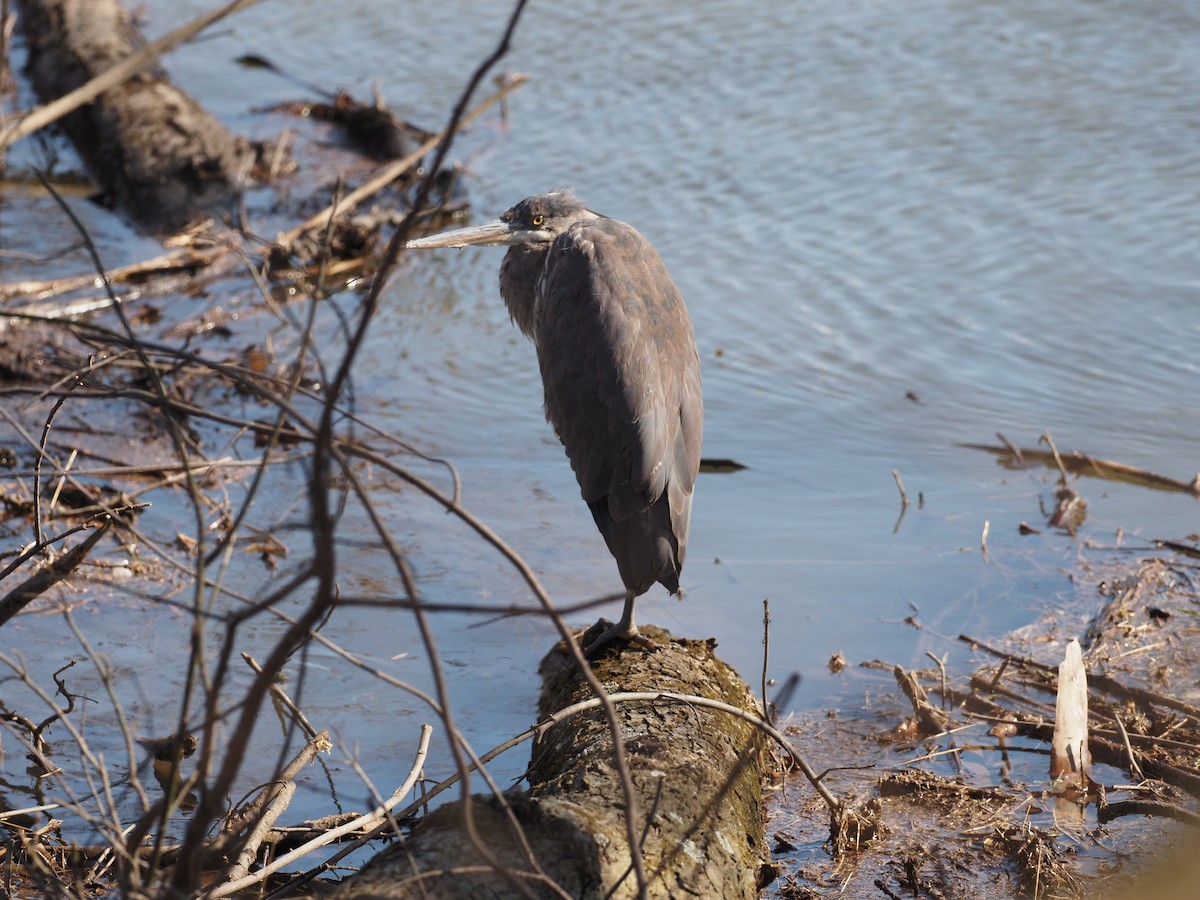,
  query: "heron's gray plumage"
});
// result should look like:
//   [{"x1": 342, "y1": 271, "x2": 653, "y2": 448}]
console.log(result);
[
  {"x1": 531, "y1": 213, "x2": 701, "y2": 596},
  {"x1": 407, "y1": 191, "x2": 702, "y2": 650}
]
